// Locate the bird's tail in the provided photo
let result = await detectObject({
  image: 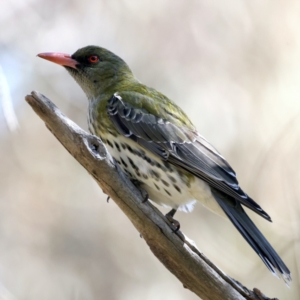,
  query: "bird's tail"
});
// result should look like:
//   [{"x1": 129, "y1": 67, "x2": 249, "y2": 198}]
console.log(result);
[{"x1": 211, "y1": 189, "x2": 291, "y2": 285}]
